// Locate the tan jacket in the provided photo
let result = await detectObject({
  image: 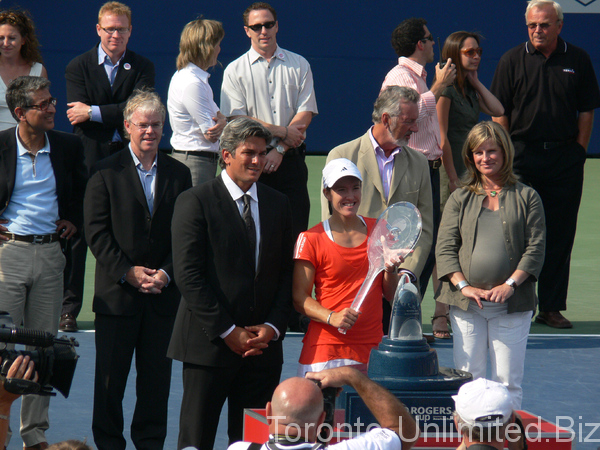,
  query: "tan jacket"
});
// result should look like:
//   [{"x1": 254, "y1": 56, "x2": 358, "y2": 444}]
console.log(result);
[
  {"x1": 435, "y1": 182, "x2": 546, "y2": 313},
  {"x1": 320, "y1": 130, "x2": 433, "y2": 279}
]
